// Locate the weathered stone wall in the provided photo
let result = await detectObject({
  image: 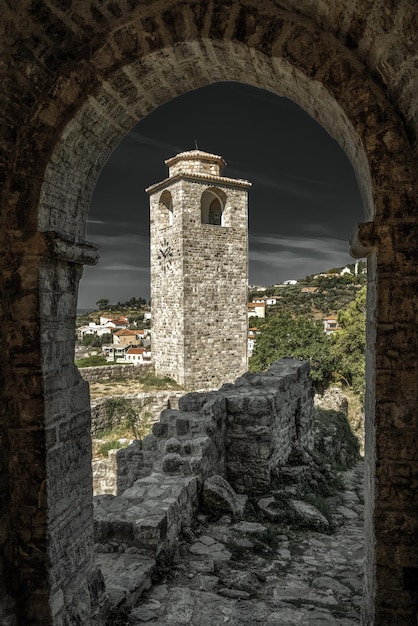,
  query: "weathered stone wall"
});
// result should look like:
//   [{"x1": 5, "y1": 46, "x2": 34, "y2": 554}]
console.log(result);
[
  {"x1": 149, "y1": 155, "x2": 249, "y2": 390},
  {"x1": 103, "y1": 359, "x2": 313, "y2": 497},
  {"x1": 2, "y1": 2, "x2": 418, "y2": 624},
  {"x1": 79, "y1": 363, "x2": 153, "y2": 384},
  {"x1": 90, "y1": 391, "x2": 183, "y2": 436},
  {"x1": 225, "y1": 362, "x2": 314, "y2": 494}
]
